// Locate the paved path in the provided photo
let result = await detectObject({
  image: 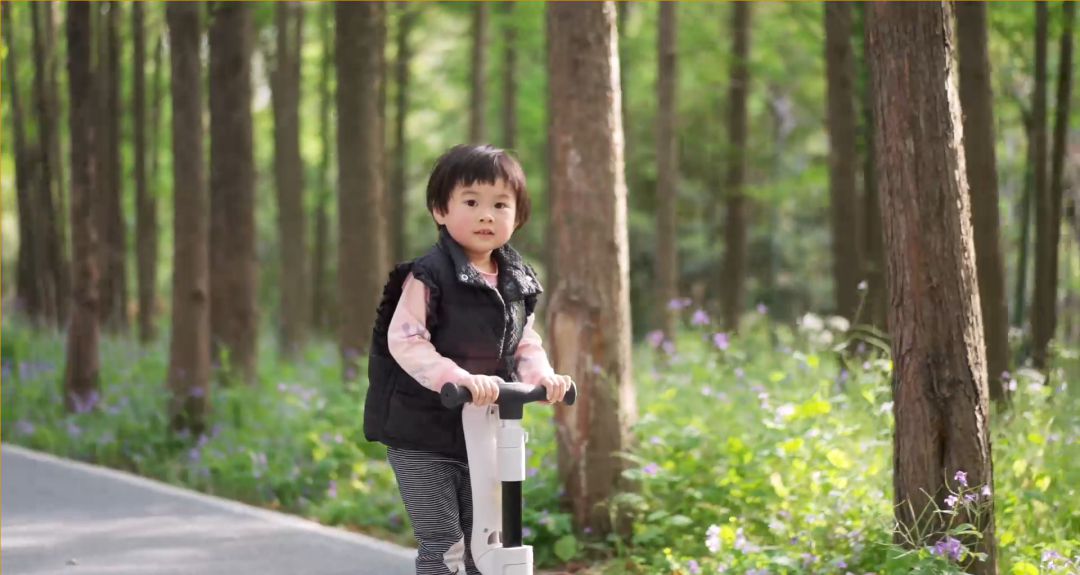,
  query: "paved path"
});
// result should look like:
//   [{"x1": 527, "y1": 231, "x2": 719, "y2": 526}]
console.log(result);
[{"x1": 2, "y1": 444, "x2": 416, "y2": 575}]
